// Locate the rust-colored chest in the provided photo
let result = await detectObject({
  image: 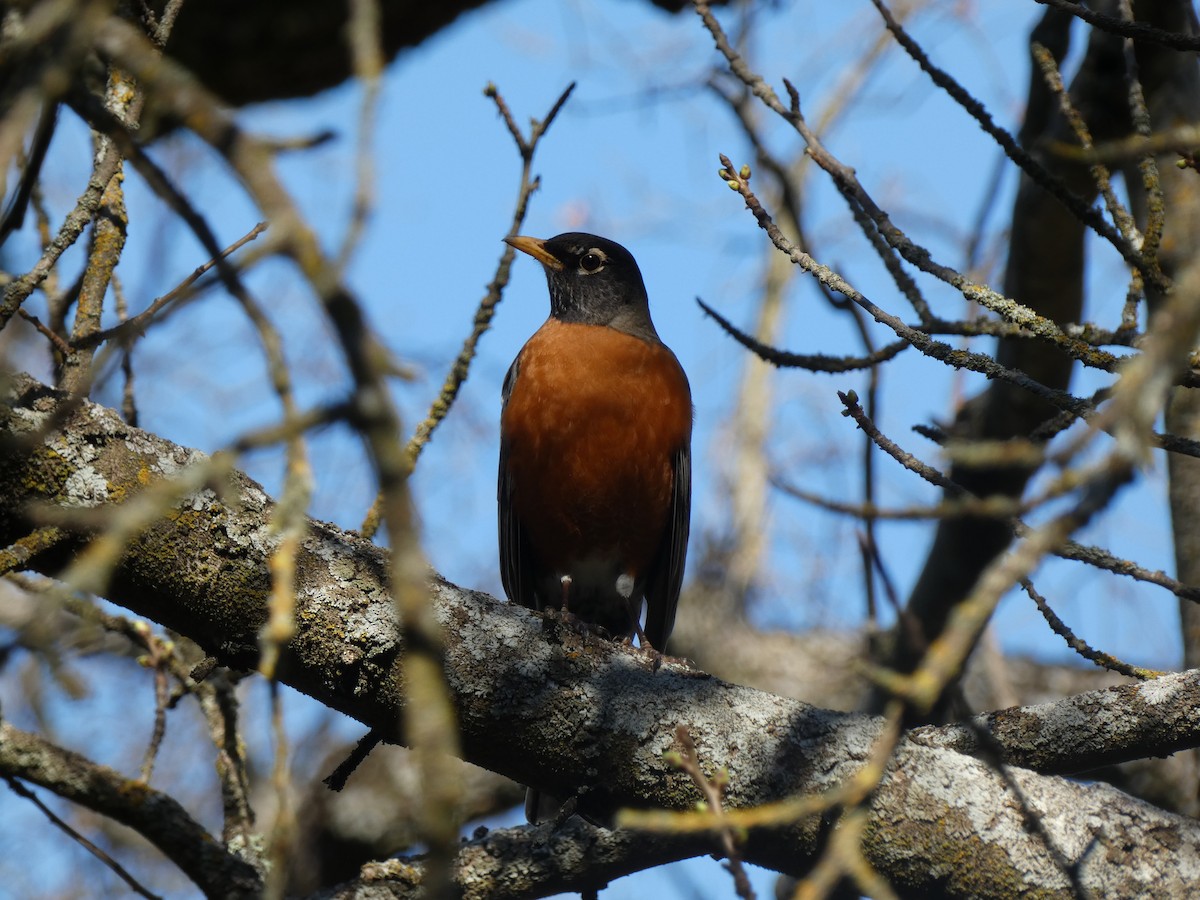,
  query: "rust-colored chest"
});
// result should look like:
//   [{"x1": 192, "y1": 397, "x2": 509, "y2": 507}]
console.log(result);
[{"x1": 501, "y1": 319, "x2": 692, "y2": 576}]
